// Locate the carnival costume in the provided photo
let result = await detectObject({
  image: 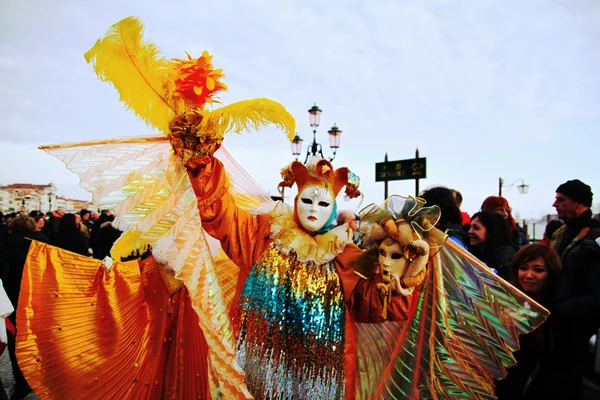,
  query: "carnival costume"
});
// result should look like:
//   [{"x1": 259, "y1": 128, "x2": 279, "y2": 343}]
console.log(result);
[{"x1": 16, "y1": 17, "x2": 549, "y2": 399}]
